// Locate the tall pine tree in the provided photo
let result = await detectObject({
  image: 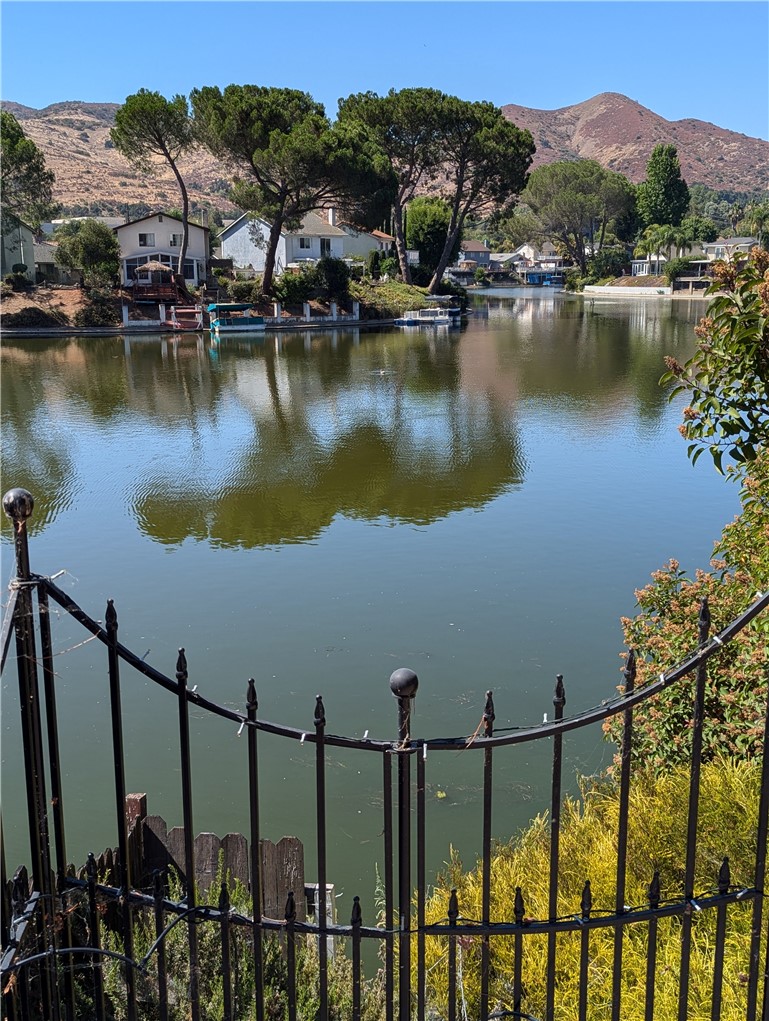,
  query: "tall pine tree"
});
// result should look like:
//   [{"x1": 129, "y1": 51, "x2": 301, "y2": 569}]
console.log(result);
[{"x1": 637, "y1": 144, "x2": 690, "y2": 228}]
